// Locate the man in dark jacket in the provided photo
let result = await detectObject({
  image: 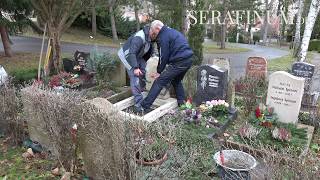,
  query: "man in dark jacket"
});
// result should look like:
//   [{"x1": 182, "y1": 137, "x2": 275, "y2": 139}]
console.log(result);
[
  {"x1": 140, "y1": 20, "x2": 193, "y2": 112},
  {"x1": 118, "y1": 26, "x2": 153, "y2": 111}
]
